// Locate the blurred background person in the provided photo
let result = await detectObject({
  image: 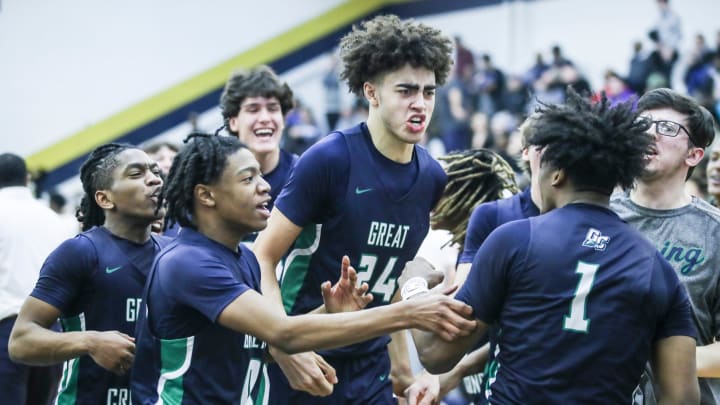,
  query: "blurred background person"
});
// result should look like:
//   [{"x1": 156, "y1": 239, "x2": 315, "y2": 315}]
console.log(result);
[{"x1": 0, "y1": 153, "x2": 71, "y2": 405}]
